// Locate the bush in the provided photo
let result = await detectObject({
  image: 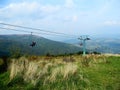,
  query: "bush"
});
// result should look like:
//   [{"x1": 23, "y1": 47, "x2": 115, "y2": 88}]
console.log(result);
[
  {"x1": 0, "y1": 58, "x2": 4, "y2": 65},
  {"x1": 81, "y1": 56, "x2": 91, "y2": 67},
  {"x1": 0, "y1": 57, "x2": 9, "y2": 73}
]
